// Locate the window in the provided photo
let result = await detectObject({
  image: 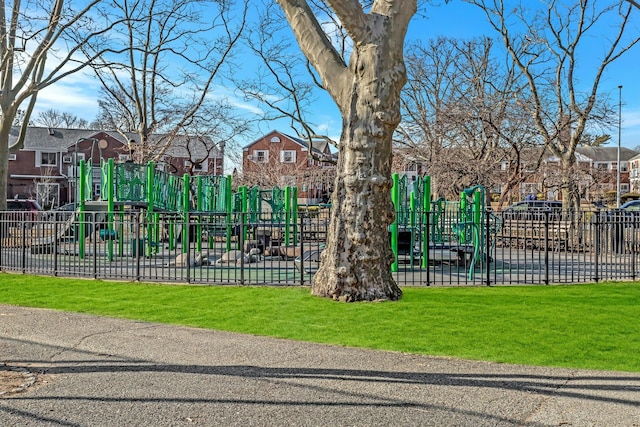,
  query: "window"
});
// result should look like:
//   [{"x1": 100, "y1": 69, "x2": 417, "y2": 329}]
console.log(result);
[
  {"x1": 597, "y1": 163, "x2": 608, "y2": 170},
  {"x1": 119, "y1": 154, "x2": 131, "y2": 162},
  {"x1": 281, "y1": 150, "x2": 296, "y2": 163},
  {"x1": 193, "y1": 162, "x2": 207, "y2": 172},
  {"x1": 94, "y1": 183, "x2": 101, "y2": 198},
  {"x1": 270, "y1": 136, "x2": 281, "y2": 143},
  {"x1": 254, "y1": 150, "x2": 268, "y2": 163},
  {"x1": 37, "y1": 151, "x2": 57, "y2": 167},
  {"x1": 621, "y1": 163, "x2": 629, "y2": 172},
  {"x1": 184, "y1": 160, "x2": 208, "y2": 172}
]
